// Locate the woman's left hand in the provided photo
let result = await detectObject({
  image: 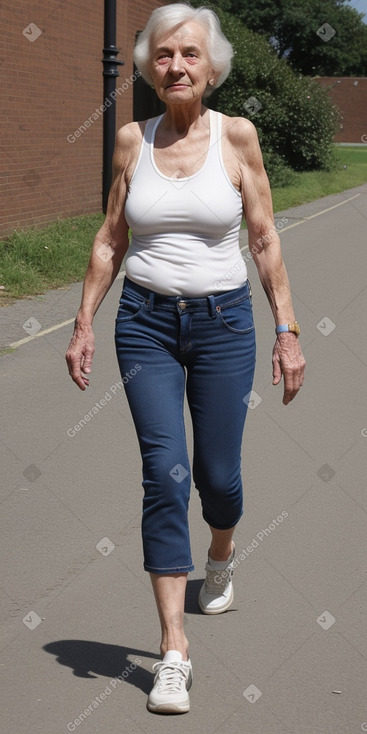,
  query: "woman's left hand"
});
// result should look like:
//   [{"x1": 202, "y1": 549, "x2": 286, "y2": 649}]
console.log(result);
[{"x1": 272, "y1": 334, "x2": 306, "y2": 405}]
